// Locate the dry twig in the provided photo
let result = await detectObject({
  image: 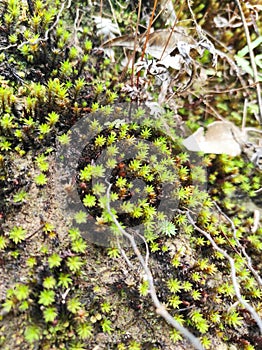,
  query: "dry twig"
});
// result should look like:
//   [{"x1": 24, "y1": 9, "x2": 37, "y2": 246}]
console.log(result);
[{"x1": 234, "y1": 0, "x2": 262, "y2": 124}]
